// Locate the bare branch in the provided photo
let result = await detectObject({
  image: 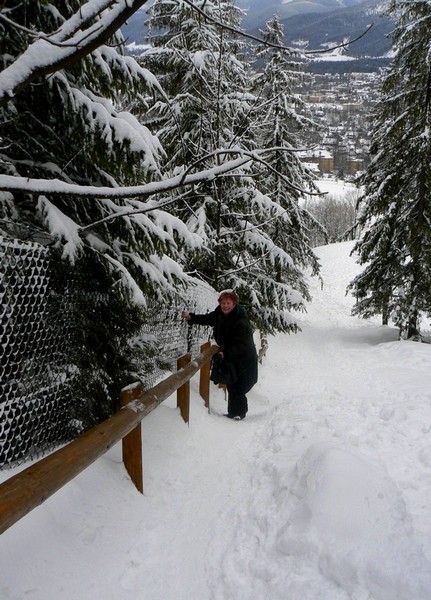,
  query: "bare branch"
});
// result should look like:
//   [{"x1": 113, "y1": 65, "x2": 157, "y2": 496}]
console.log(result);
[
  {"x1": 180, "y1": 0, "x2": 300, "y2": 56},
  {"x1": 215, "y1": 147, "x2": 323, "y2": 197},
  {"x1": 304, "y1": 24, "x2": 374, "y2": 55},
  {"x1": 219, "y1": 207, "x2": 291, "y2": 238}
]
